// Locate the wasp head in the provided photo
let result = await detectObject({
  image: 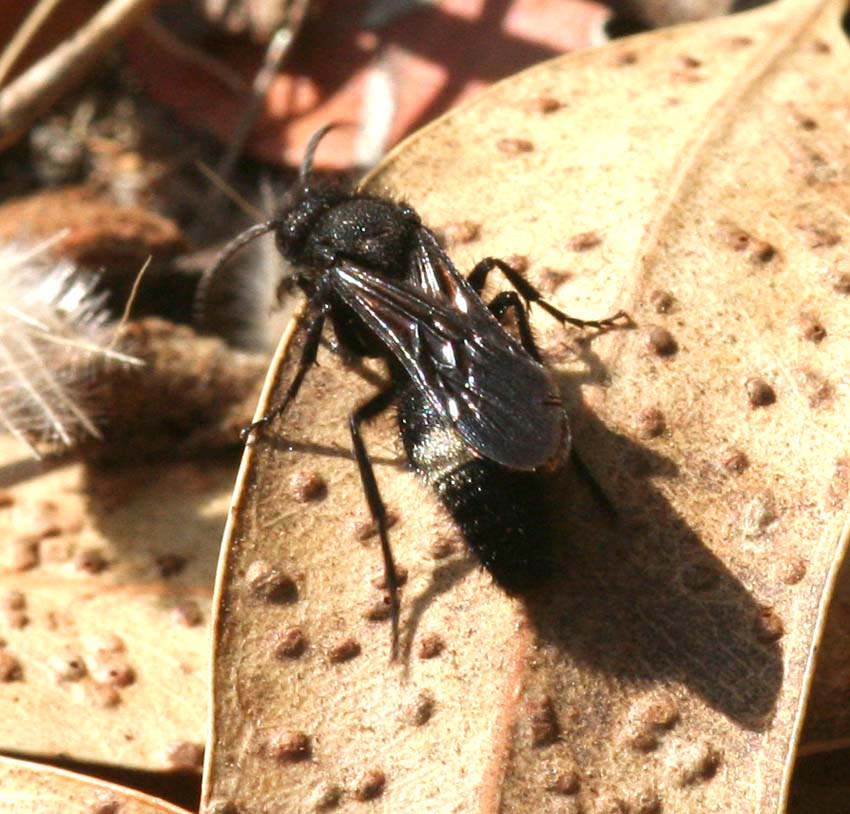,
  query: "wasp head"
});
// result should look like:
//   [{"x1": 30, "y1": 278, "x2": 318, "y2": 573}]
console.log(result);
[{"x1": 274, "y1": 124, "x2": 421, "y2": 279}]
